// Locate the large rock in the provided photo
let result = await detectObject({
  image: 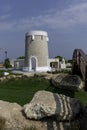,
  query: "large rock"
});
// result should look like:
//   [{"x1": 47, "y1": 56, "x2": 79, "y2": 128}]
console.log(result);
[
  {"x1": 78, "y1": 106, "x2": 87, "y2": 130},
  {"x1": 0, "y1": 100, "x2": 81, "y2": 130},
  {"x1": 0, "y1": 100, "x2": 29, "y2": 130},
  {"x1": 0, "y1": 77, "x2": 6, "y2": 82},
  {"x1": 23, "y1": 91, "x2": 83, "y2": 120},
  {"x1": 50, "y1": 74, "x2": 83, "y2": 91}
]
